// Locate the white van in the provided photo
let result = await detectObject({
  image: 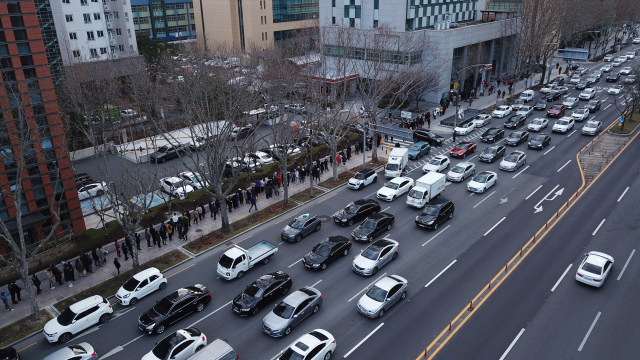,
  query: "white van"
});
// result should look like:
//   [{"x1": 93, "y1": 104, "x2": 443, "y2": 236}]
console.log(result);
[{"x1": 519, "y1": 90, "x2": 535, "y2": 102}]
